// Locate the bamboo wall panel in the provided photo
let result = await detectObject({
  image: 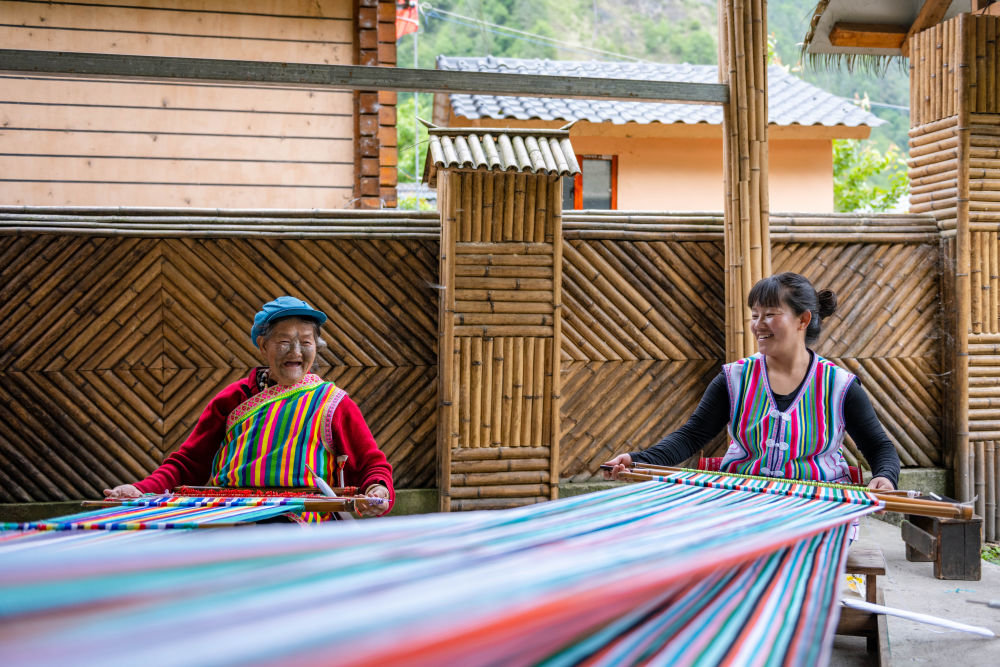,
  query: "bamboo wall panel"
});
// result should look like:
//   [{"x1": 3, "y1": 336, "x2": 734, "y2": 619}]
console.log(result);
[
  {"x1": 910, "y1": 13, "x2": 1000, "y2": 521},
  {"x1": 910, "y1": 15, "x2": 1000, "y2": 126},
  {"x1": 559, "y1": 216, "x2": 943, "y2": 479},
  {"x1": 559, "y1": 360, "x2": 722, "y2": 480},
  {"x1": 0, "y1": 233, "x2": 439, "y2": 502},
  {"x1": 0, "y1": 0, "x2": 356, "y2": 208},
  {"x1": 437, "y1": 168, "x2": 563, "y2": 510},
  {"x1": 2, "y1": 209, "x2": 946, "y2": 505},
  {"x1": 561, "y1": 240, "x2": 724, "y2": 362}
]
